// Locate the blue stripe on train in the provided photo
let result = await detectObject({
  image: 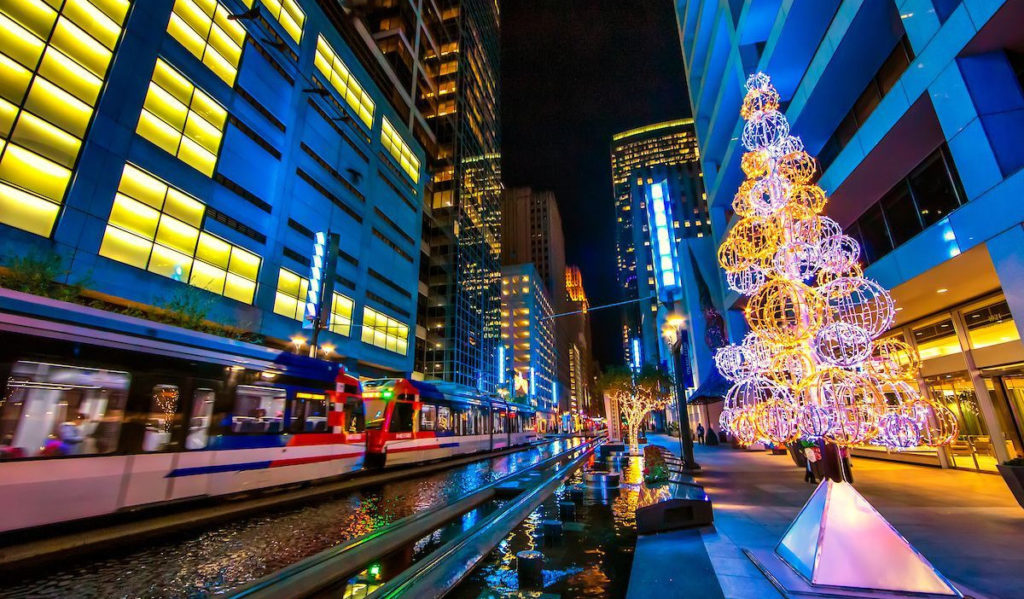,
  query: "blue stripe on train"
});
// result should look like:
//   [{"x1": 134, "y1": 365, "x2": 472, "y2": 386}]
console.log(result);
[
  {"x1": 439, "y1": 442, "x2": 460, "y2": 448},
  {"x1": 206, "y1": 435, "x2": 289, "y2": 450},
  {"x1": 167, "y1": 461, "x2": 272, "y2": 478}
]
